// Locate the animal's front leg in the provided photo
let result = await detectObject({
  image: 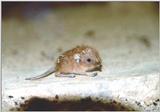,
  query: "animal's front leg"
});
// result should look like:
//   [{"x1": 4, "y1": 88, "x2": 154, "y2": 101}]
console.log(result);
[{"x1": 85, "y1": 72, "x2": 97, "y2": 77}]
